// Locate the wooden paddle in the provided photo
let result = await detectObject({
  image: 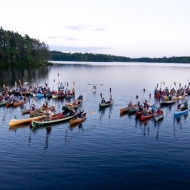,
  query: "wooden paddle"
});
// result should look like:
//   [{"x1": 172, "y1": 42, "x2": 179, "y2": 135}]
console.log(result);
[
  {"x1": 174, "y1": 82, "x2": 177, "y2": 91},
  {"x1": 53, "y1": 79, "x2": 55, "y2": 90},
  {"x1": 67, "y1": 82, "x2": 68, "y2": 87},
  {"x1": 143, "y1": 88, "x2": 145, "y2": 98},
  {"x1": 100, "y1": 93, "x2": 102, "y2": 99},
  {"x1": 110, "y1": 88, "x2": 111, "y2": 95},
  {"x1": 73, "y1": 81, "x2": 75, "y2": 86},
  {"x1": 149, "y1": 93, "x2": 151, "y2": 104}
]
